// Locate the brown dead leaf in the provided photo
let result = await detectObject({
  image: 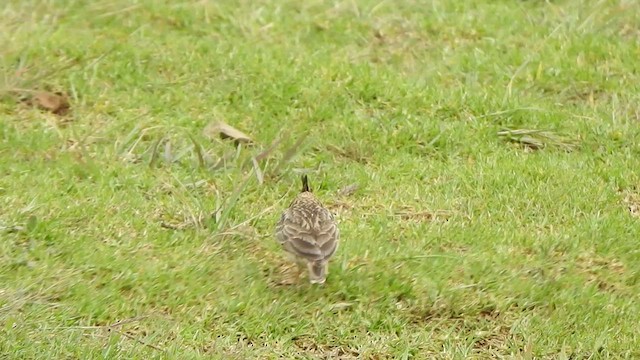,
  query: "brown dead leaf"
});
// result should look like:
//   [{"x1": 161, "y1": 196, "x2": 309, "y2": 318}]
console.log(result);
[
  {"x1": 337, "y1": 183, "x2": 359, "y2": 197},
  {"x1": 497, "y1": 128, "x2": 577, "y2": 152},
  {"x1": 32, "y1": 91, "x2": 70, "y2": 115},
  {"x1": 327, "y1": 302, "x2": 353, "y2": 312},
  {"x1": 203, "y1": 121, "x2": 253, "y2": 145}
]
